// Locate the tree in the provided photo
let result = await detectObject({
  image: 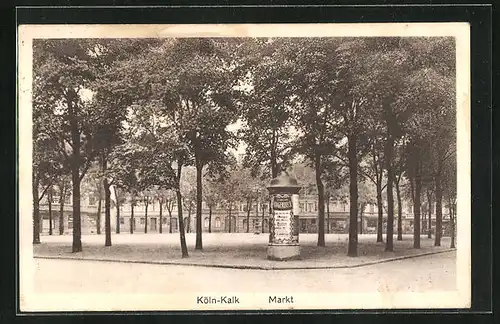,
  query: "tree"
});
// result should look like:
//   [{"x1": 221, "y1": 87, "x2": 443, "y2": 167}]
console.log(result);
[
  {"x1": 113, "y1": 186, "x2": 125, "y2": 234},
  {"x1": 235, "y1": 168, "x2": 260, "y2": 233},
  {"x1": 121, "y1": 38, "x2": 242, "y2": 251},
  {"x1": 90, "y1": 40, "x2": 159, "y2": 244},
  {"x1": 203, "y1": 177, "x2": 221, "y2": 234},
  {"x1": 162, "y1": 190, "x2": 177, "y2": 234},
  {"x1": 421, "y1": 172, "x2": 435, "y2": 239},
  {"x1": 57, "y1": 175, "x2": 71, "y2": 235},
  {"x1": 333, "y1": 39, "x2": 375, "y2": 256},
  {"x1": 402, "y1": 68, "x2": 455, "y2": 248},
  {"x1": 46, "y1": 185, "x2": 54, "y2": 235},
  {"x1": 218, "y1": 166, "x2": 243, "y2": 233},
  {"x1": 358, "y1": 38, "x2": 414, "y2": 252},
  {"x1": 292, "y1": 98, "x2": 340, "y2": 247},
  {"x1": 360, "y1": 135, "x2": 387, "y2": 242},
  {"x1": 238, "y1": 38, "x2": 298, "y2": 179},
  {"x1": 32, "y1": 96, "x2": 67, "y2": 243},
  {"x1": 109, "y1": 143, "x2": 142, "y2": 235},
  {"x1": 442, "y1": 155, "x2": 457, "y2": 248},
  {"x1": 155, "y1": 188, "x2": 168, "y2": 234},
  {"x1": 181, "y1": 167, "x2": 197, "y2": 234},
  {"x1": 33, "y1": 39, "x2": 105, "y2": 252},
  {"x1": 356, "y1": 181, "x2": 376, "y2": 235},
  {"x1": 393, "y1": 142, "x2": 406, "y2": 241},
  {"x1": 395, "y1": 38, "x2": 455, "y2": 248},
  {"x1": 141, "y1": 190, "x2": 152, "y2": 234}
]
